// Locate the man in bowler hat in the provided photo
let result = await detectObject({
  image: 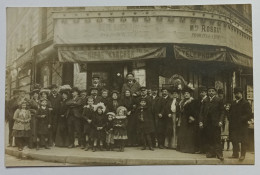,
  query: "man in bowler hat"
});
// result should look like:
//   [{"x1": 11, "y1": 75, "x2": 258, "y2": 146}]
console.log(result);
[
  {"x1": 229, "y1": 87, "x2": 253, "y2": 161},
  {"x1": 199, "y1": 86, "x2": 224, "y2": 160}
]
